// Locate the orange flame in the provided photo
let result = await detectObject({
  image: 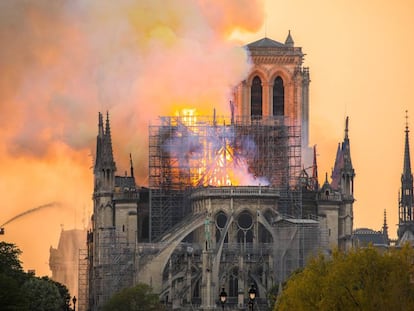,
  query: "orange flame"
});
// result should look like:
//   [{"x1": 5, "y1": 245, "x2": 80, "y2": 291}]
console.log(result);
[
  {"x1": 174, "y1": 108, "x2": 257, "y2": 186},
  {"x1": 176, "y1": 108, "x2": 197, "y2": 127},
  {"x1": 198, "y1": 138, "x2": 239, "y2": 186}
]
